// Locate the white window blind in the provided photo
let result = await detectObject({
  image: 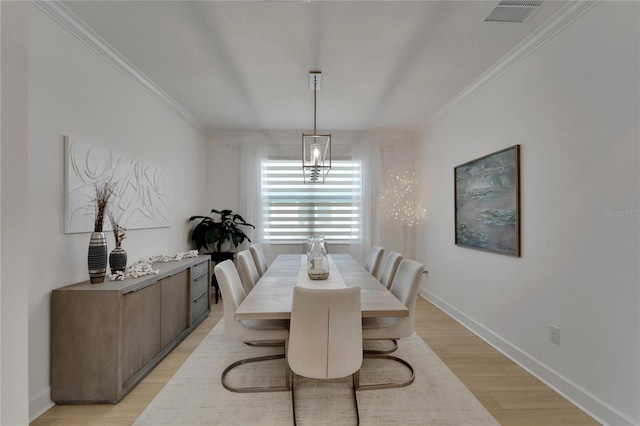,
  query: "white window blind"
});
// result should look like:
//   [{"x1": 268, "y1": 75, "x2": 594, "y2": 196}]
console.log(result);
[{"x1": 263, "y1": 160, "x2": 361, "y2": 243}]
